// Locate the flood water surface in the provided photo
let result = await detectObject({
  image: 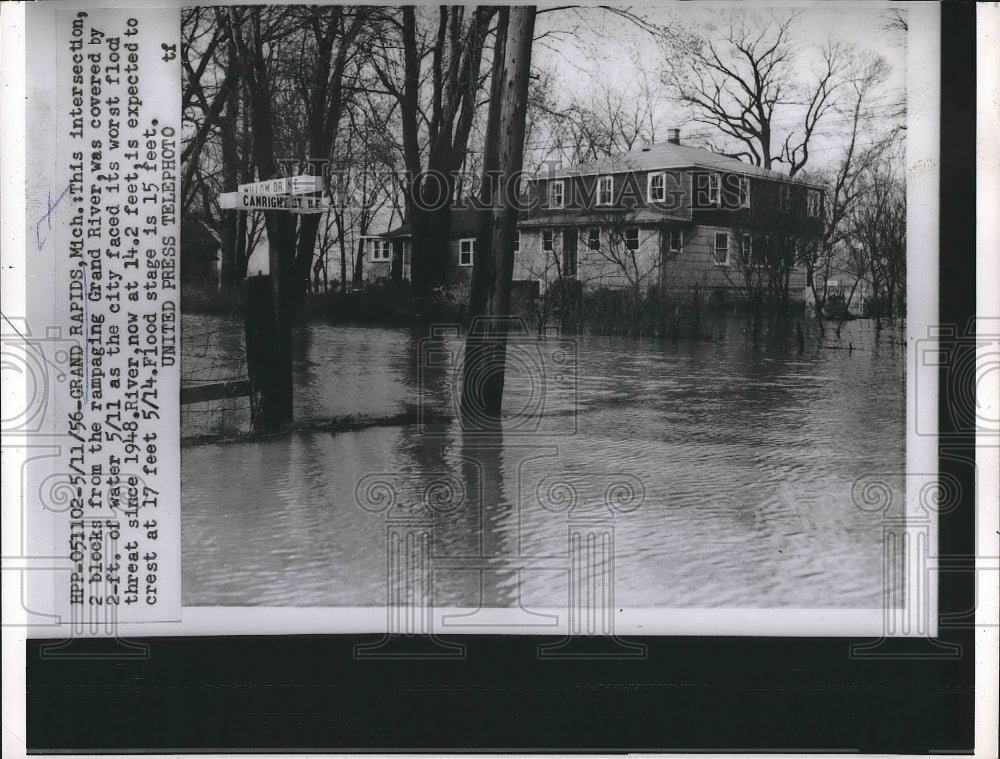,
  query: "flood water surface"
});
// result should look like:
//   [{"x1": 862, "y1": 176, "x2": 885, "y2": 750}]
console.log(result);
[{"x1": 182, "y1": 316, "x2": 905, "y2": 609}]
